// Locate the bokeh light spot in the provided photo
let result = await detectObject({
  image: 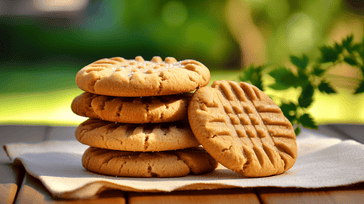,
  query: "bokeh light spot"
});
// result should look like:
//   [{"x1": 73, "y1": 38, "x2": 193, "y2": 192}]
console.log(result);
[
  {"x1": 162, "y1": 1, "x2": 188, "y2": 27},
  {"x1": 33, "y1": 0, "x2": 89, "y2": 12},
  {"x1": 286, "y1": 12, "x2": 317, "y2": 53}
]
